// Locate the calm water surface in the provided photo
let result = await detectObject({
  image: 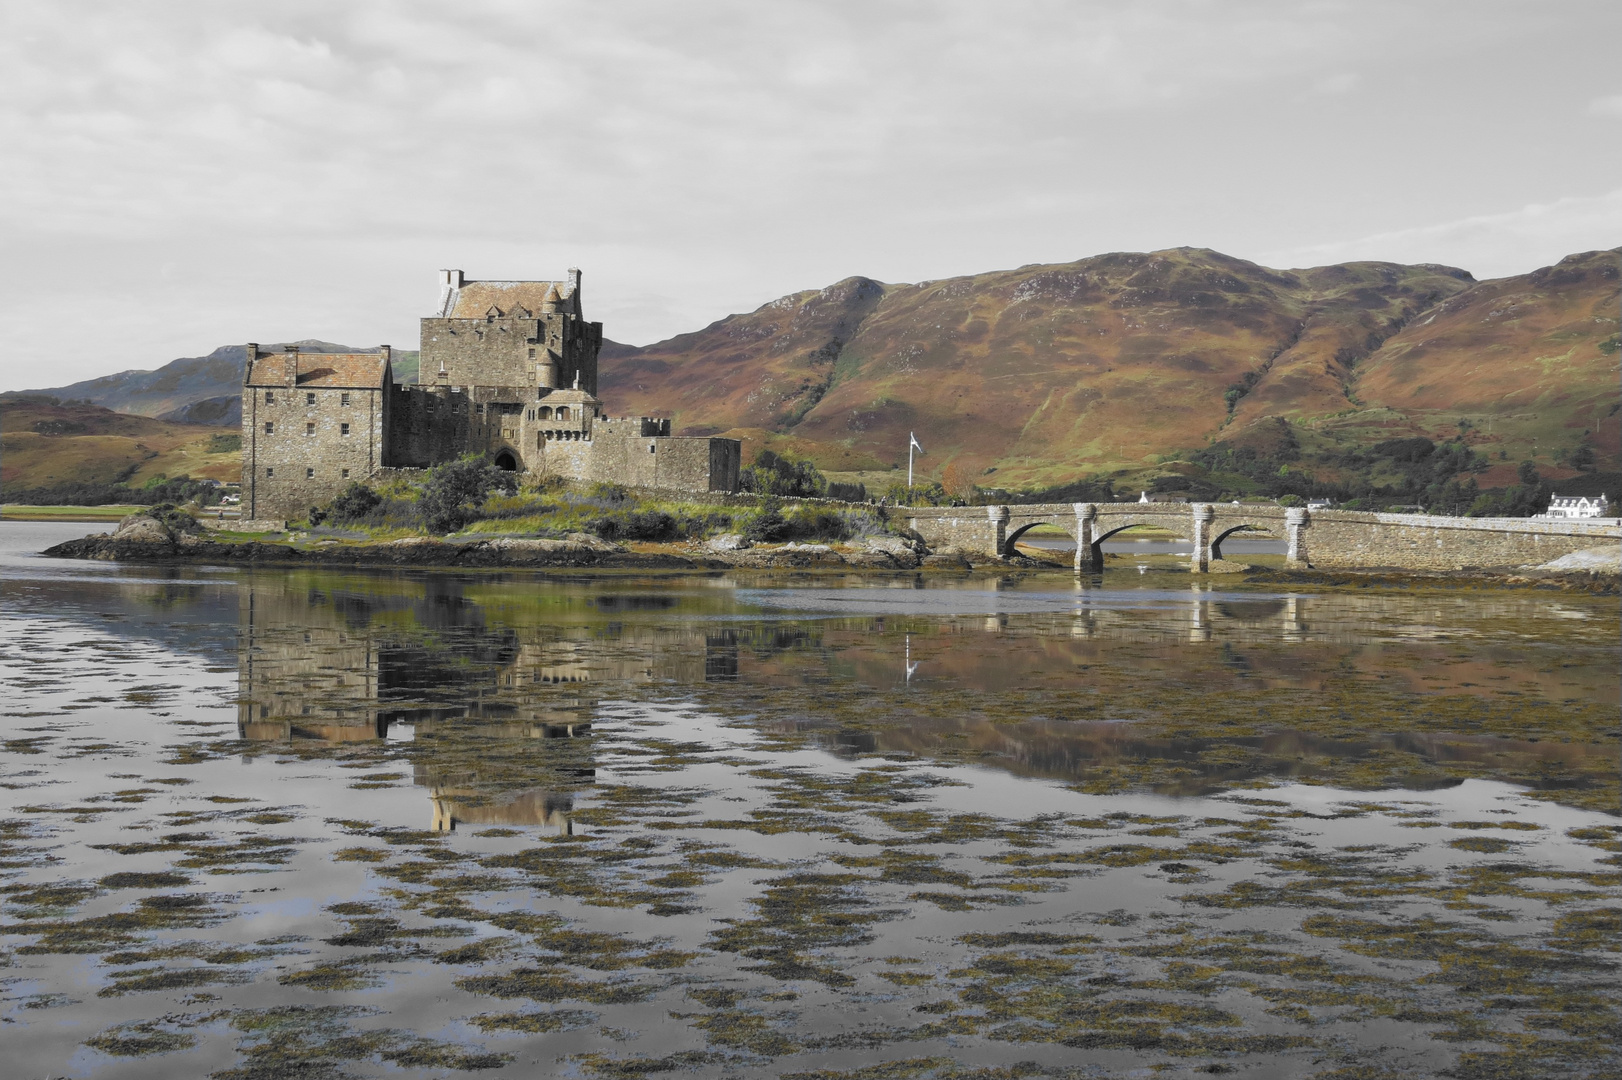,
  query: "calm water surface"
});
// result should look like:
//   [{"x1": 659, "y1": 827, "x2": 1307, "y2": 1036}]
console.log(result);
[{"x1": 2, "y1": 520, "x2": 1618, "y2": 1079}]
